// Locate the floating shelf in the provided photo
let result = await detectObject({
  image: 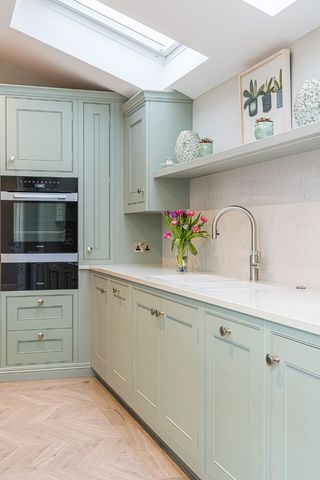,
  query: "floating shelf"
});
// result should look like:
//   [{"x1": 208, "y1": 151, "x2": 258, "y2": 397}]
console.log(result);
[{"x1": 153, "y1": 121, "x2": 320, "y2": 179}]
